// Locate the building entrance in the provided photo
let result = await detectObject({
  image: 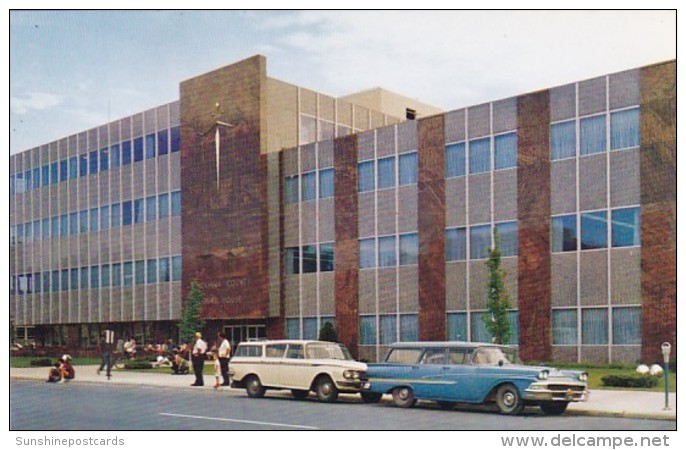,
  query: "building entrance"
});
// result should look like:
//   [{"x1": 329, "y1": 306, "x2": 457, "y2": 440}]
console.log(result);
[{"x1": 223, "y1": 324, "x2": 266, "y2": 349}]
